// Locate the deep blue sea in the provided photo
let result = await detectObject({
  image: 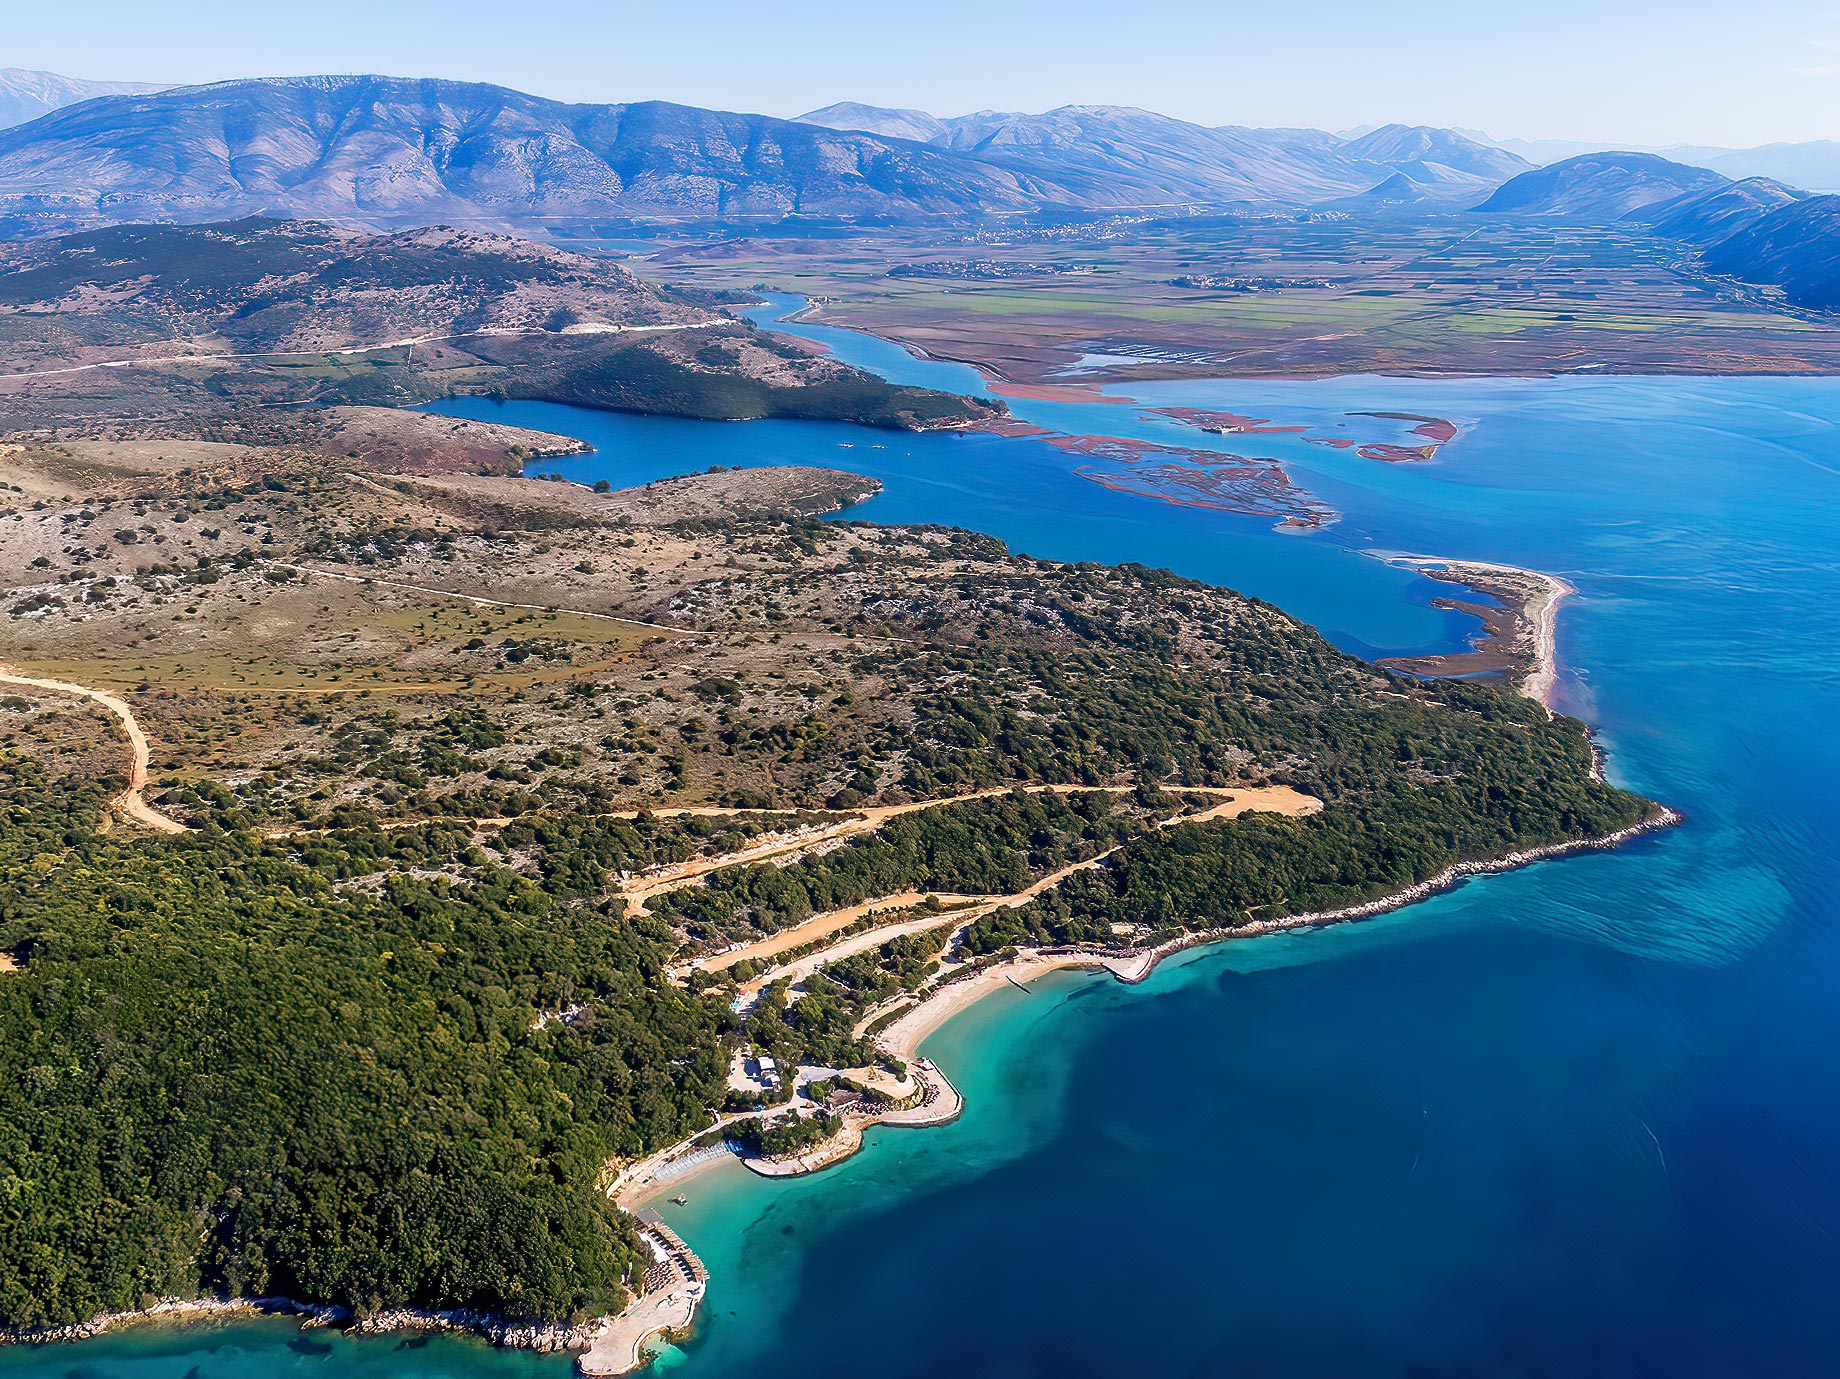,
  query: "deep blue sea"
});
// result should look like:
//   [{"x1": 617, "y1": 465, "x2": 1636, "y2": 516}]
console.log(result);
[{"x1": 11, "y1": 299, "x2": 1840, "y2": 1377}]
